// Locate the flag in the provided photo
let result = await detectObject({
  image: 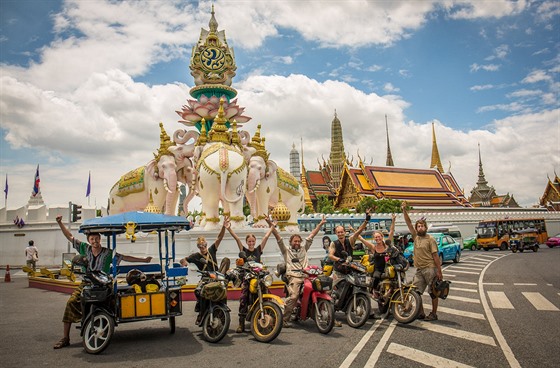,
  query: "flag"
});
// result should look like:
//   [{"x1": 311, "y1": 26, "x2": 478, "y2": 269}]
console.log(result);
[
  {"x1": 3, "y1": 174, "x2": 7, "y2": 200},
  {"x1": 86, "y1": 171, "x2": 91, "y2": 198},
  {"x1": 32, "y1": 165, "x2": 40, "y2": 197}
]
